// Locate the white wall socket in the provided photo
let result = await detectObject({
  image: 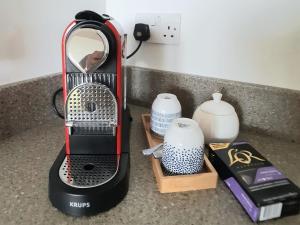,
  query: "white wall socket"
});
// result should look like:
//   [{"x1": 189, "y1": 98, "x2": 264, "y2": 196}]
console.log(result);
[{"x1": 135, "y1": 13, "x2": 181, "y2": 45}]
